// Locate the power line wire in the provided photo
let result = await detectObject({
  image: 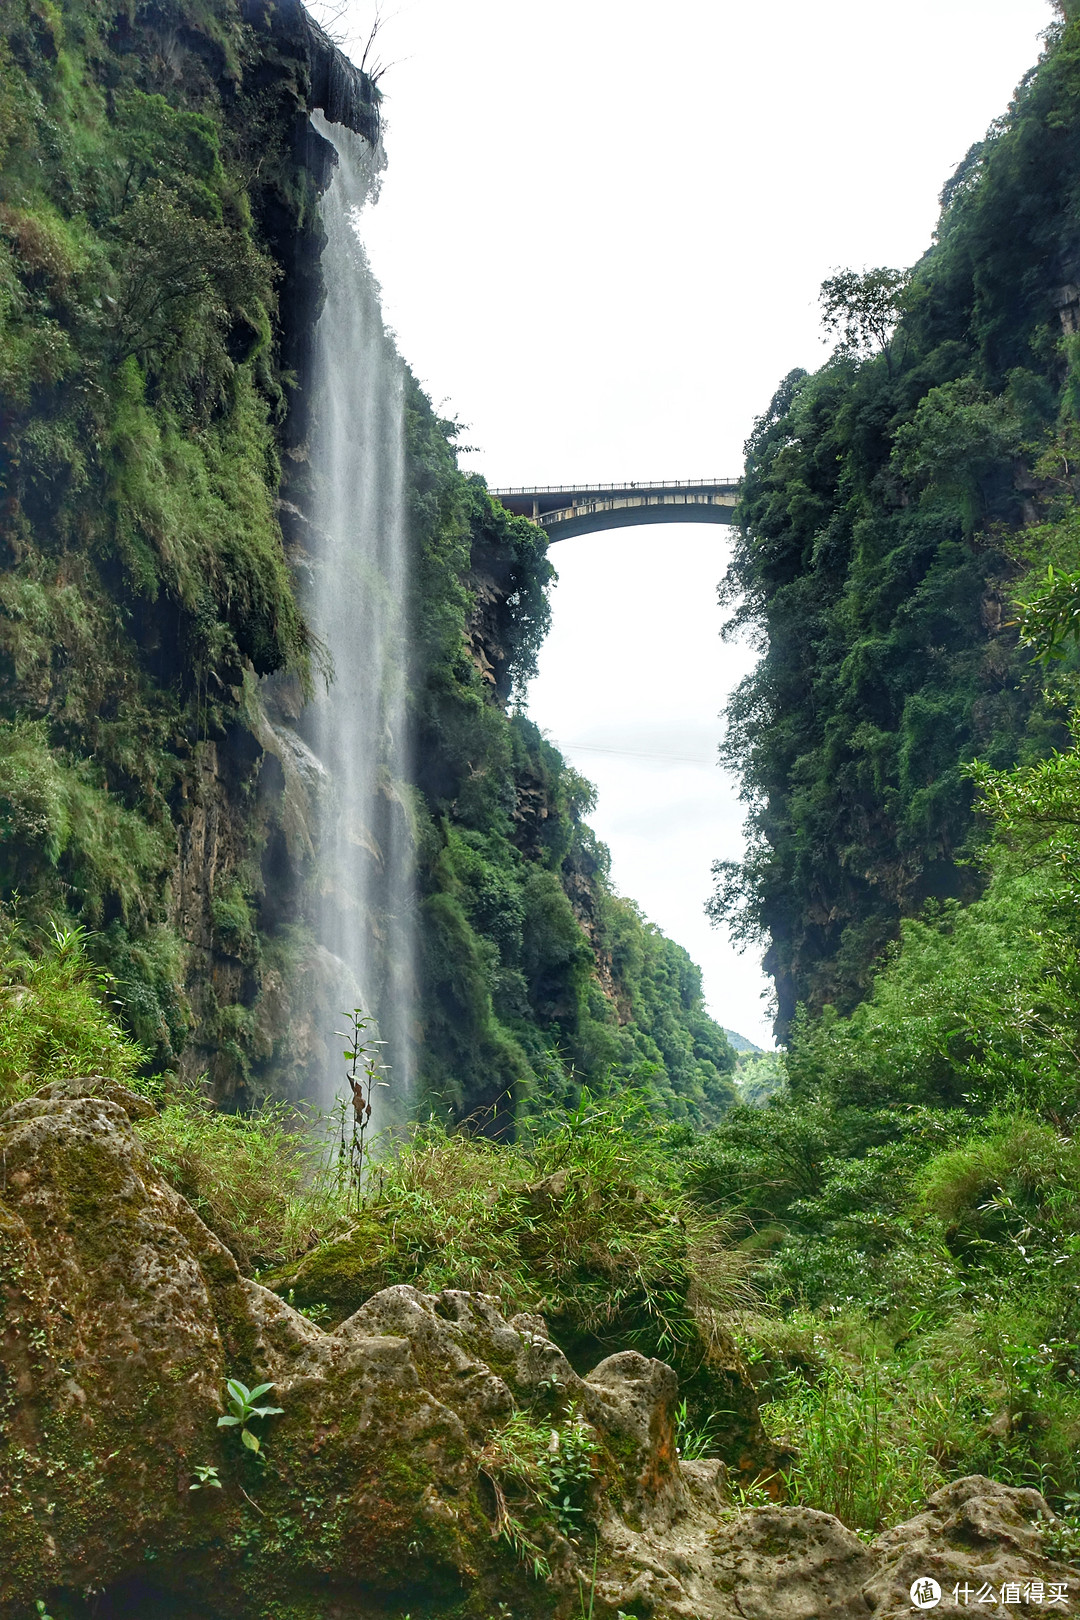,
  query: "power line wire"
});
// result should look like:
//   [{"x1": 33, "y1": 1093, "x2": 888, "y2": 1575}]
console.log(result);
[{"x1": 559, "y1": 740, "x2": 716, "y2": 767}]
